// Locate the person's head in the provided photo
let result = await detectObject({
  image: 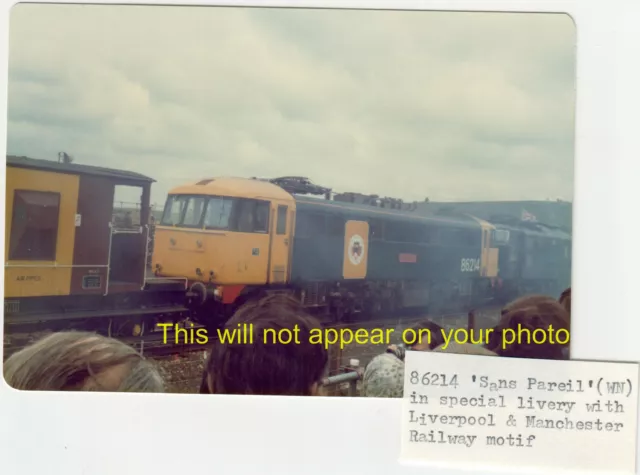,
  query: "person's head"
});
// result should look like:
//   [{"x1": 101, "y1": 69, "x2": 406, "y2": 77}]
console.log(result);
[
  {"x1": 486, "y1": 295, "x2": 570, "y2": 360},
  {"x1": 500, "y1": 294, "x2": 554, "y2": 317},
  {"x1": 362, "y1": 353, "x2": 405, "y2": 398},
  {"x1": 4, "y1": 331, "x2": 165, "y2": 392},
  {"x1": 433, "y1": 342, "x2": 498, "y2": 356},
  {"x1": 406, "y1": 319, "x2": 445, "y2": 351},
  {"x1": 202, "y1": 293, "x2": 328, "y2": 396}
]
